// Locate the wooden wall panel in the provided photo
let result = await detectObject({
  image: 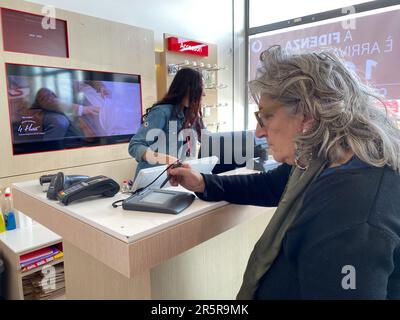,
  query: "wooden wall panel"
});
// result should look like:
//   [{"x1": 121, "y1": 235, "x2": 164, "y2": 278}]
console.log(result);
[
  {"x1": 0, "y1": 158, "x2": 136, "y2": 191},
  {"x1": 0, "y1": 0, "x2": 156, "y2": 186}
]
